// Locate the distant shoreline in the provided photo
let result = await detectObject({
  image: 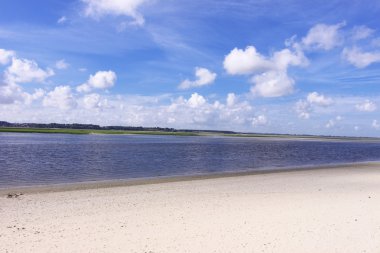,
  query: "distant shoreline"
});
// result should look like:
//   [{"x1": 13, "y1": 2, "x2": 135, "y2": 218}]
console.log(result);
[
  {"x1": 1, "y1": 127, "x2": 380, "y2": 142},
  {"x1": 2, "y1": 161, "x2": 379, "y2": 195}
]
